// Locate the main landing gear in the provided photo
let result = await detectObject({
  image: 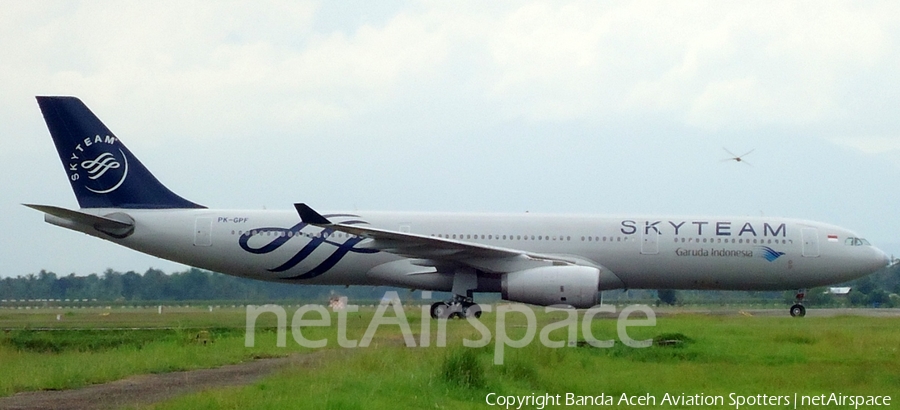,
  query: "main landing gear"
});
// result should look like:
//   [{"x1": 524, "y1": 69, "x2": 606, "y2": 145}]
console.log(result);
[
  {"x1": 789, "y1": 289, "x2": 807, "y2": 317},
  {"x1": 430, "y1": 295, "x2": 482, "y2": 319},
  {"x1": 429, "y1": 267, "x2": 483, "y2": 319}
]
